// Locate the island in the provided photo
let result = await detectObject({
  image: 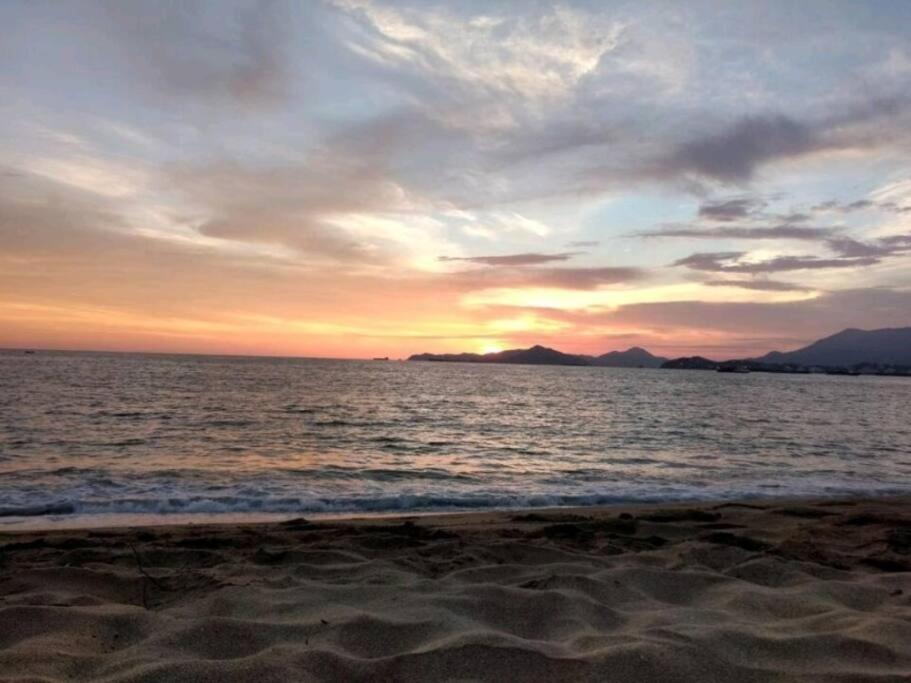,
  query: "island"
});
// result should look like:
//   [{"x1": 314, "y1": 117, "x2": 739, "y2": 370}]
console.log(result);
[
  {"x1": 408, "y1": 327, "x2": 911, "y2": 376},
  {"x1": 409, "y1": 345, "x2": 668, "y2": 368}
]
